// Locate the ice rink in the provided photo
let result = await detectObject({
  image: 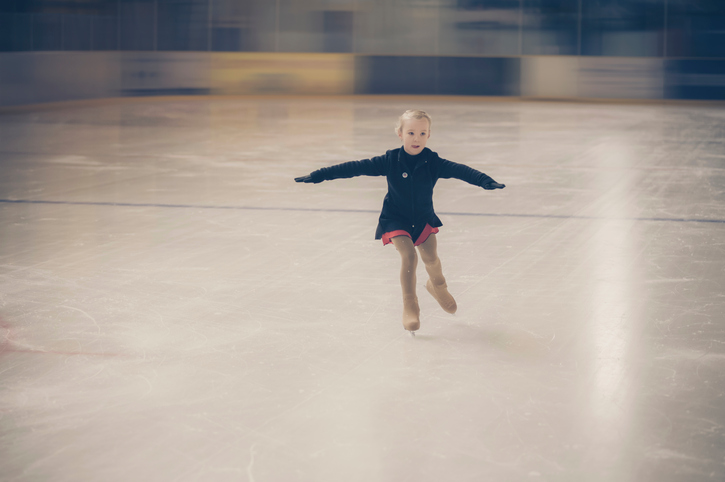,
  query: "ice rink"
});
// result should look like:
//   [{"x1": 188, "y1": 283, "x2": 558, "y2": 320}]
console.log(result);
[{"x1": 1, "y1": 96, "x2": 724, "y2": 481}]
